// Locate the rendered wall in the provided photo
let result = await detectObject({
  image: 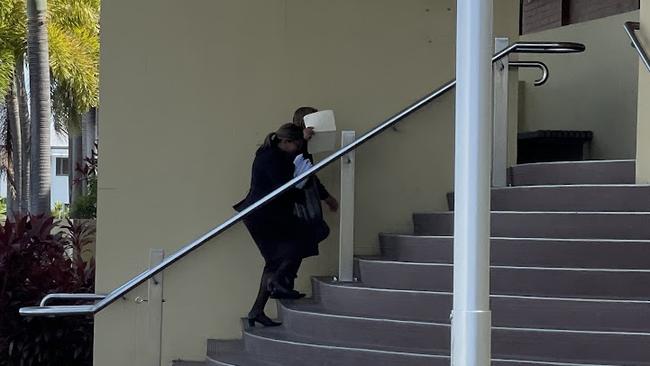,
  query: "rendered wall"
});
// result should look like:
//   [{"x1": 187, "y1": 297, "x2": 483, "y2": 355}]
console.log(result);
[
  {"x1": 519, "y1": 11, "x2": 640, "y2": 160},
  {"x1": 94, "y1": 1, "x2": 519, "y2": 364}
]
